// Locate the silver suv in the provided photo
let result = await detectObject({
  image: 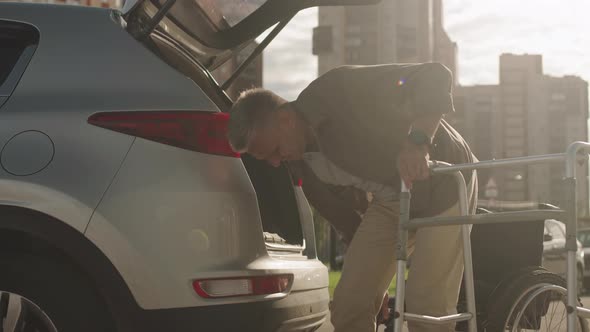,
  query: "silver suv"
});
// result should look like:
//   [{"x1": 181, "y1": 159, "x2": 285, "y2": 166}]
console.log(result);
[{"x1": 0, "y1": 1, "x2": 369, "y2": 331}]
